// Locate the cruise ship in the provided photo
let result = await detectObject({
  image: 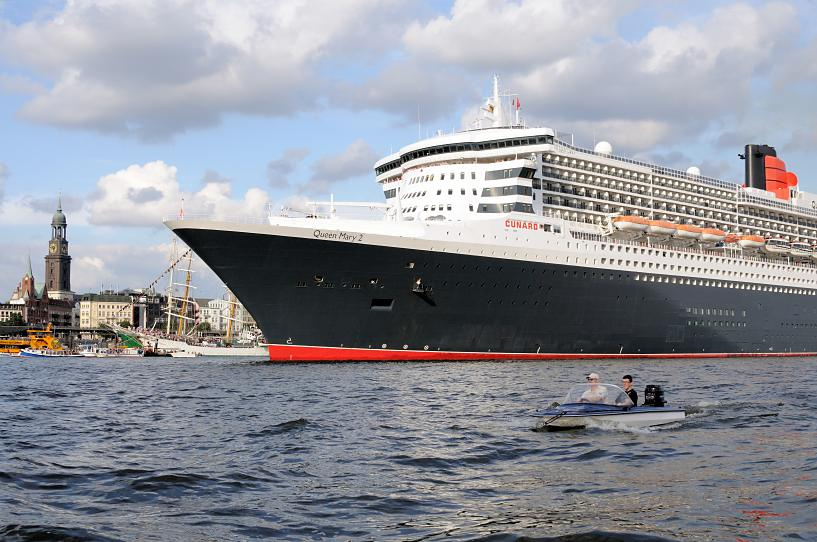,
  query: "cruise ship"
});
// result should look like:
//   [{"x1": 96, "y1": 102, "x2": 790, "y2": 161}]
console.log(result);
[{"x1": 166, "y1": 78, "x2": 817, "y2": 361}]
